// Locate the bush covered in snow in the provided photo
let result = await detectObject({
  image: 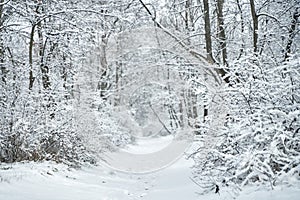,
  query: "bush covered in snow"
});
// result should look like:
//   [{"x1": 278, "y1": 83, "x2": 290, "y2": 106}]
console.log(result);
[
  {"x1": 192, "y1": 55, "x2": 300, "y2": 194},
  {"x1": 0, "y1": 89, "x2": 95, "y2": 165}
]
